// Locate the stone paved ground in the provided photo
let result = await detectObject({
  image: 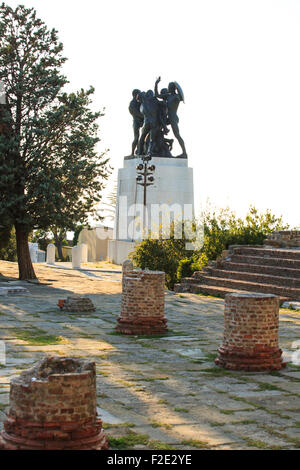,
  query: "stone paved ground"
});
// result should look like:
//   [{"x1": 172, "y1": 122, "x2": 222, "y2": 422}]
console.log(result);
[{"x1": 0, "y1": 260, "x2": 300, "y2": 450}]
